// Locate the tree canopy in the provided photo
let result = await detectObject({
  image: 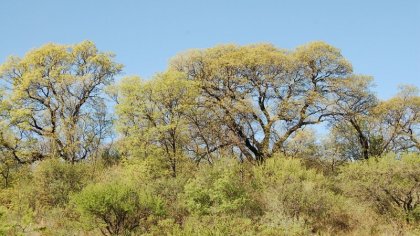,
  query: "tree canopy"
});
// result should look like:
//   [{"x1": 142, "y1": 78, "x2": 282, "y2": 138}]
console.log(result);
[{"x1": 0, "y1": 41, "x2": 122, "y2": 163}]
